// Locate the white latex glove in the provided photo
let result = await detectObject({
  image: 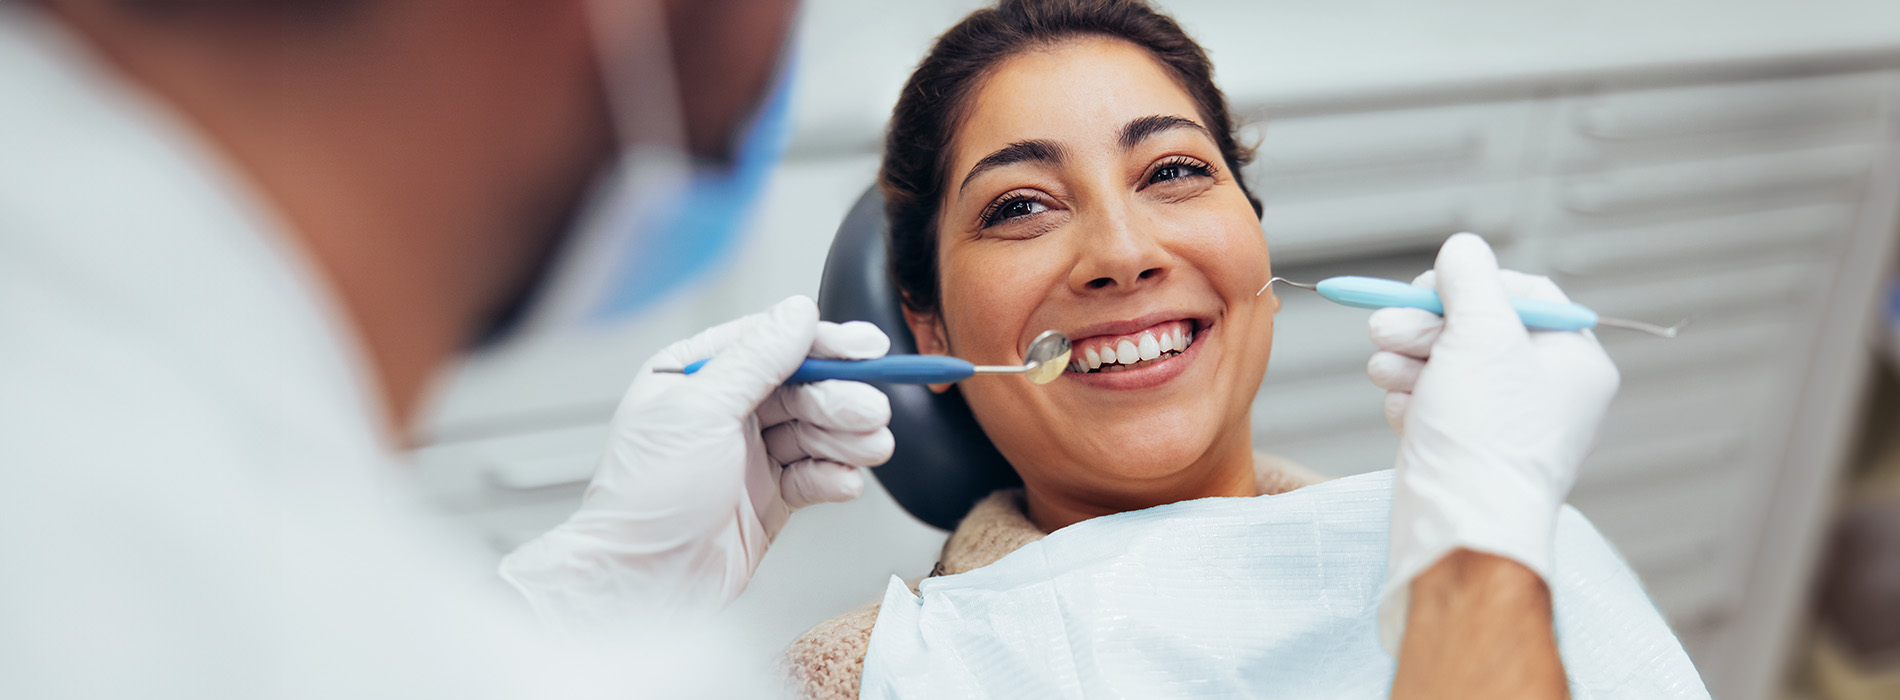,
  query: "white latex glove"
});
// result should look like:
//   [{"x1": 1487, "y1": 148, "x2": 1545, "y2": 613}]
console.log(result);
[
  {"x1": 499, "y1": 295, "x2": 893, "y2": 638},
  {"x1": 1365, "y1": 233, "x2": 1620, "y2": 651}
]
